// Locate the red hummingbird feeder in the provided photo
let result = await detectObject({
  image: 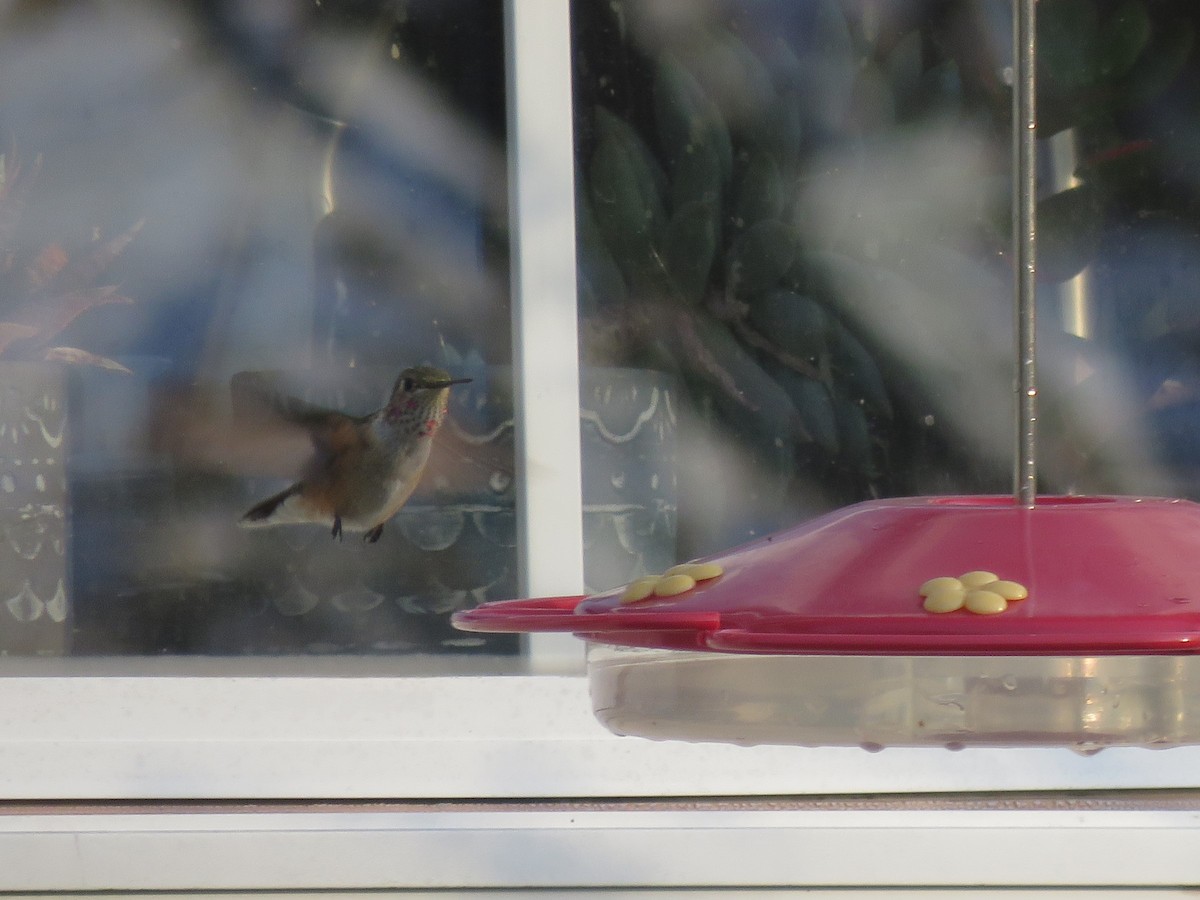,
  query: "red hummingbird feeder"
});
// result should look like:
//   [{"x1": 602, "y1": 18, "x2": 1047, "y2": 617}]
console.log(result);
[
  {"x1": 454, "y1": 0, "x2": 1200, "y2": 751},
  {"x1": 454, "y1": 494, "x2": 1200, "y2": 751}
]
